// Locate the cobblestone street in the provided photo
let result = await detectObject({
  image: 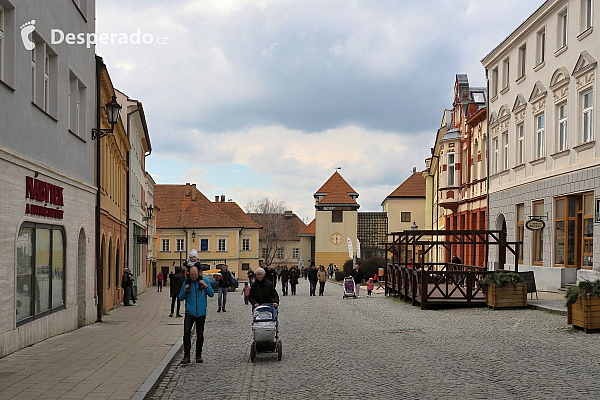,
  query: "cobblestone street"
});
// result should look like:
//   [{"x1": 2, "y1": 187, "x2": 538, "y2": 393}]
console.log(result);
[{"x1": 151, "y1": 279, "x2": 599, "y2": 400}]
